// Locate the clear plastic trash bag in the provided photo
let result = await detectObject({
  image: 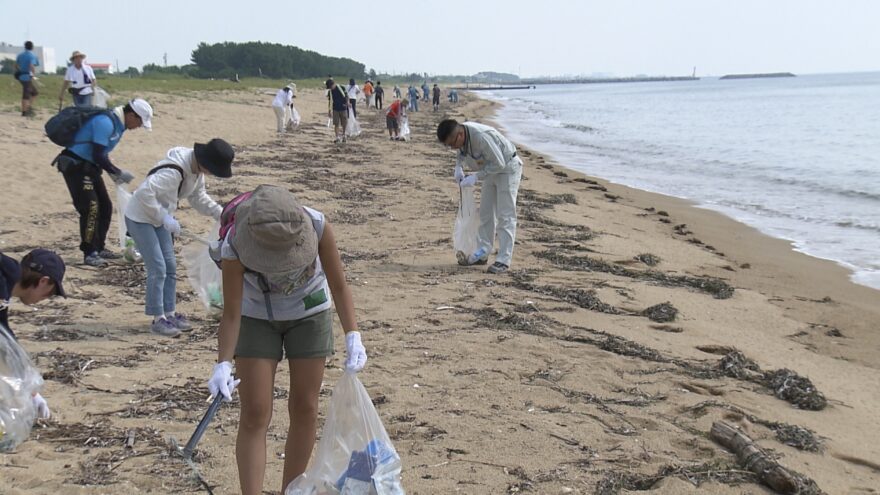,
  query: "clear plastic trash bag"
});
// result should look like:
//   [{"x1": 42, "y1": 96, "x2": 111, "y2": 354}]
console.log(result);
[
  {"x1": 285, "y1": 373, "x2": 405, "y2": 495},
  {"x1": 399, "y1": 117, "x2": 411, "y2": 141},
  {"x1": 116, "y1": 185, "x2": 132, "y2": 250},
  {"x1": 345, "y1": 107, "x2": 361, "y2": 138},
  {"x1": 290, "y1": 106, "x2": 301, "y2": 127},
  {"x1": 453, "y1": 185, "x2": 480, "y2": 260},
  {"x1": 0, "y1": 325, "x2": 43, "y2": 452},
  {"x1": 92, "y1": 86, "x2": 111, "y2": 108},
  {"x1": 181, "y1": 224, "x2": 223, "y2": 313}
]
